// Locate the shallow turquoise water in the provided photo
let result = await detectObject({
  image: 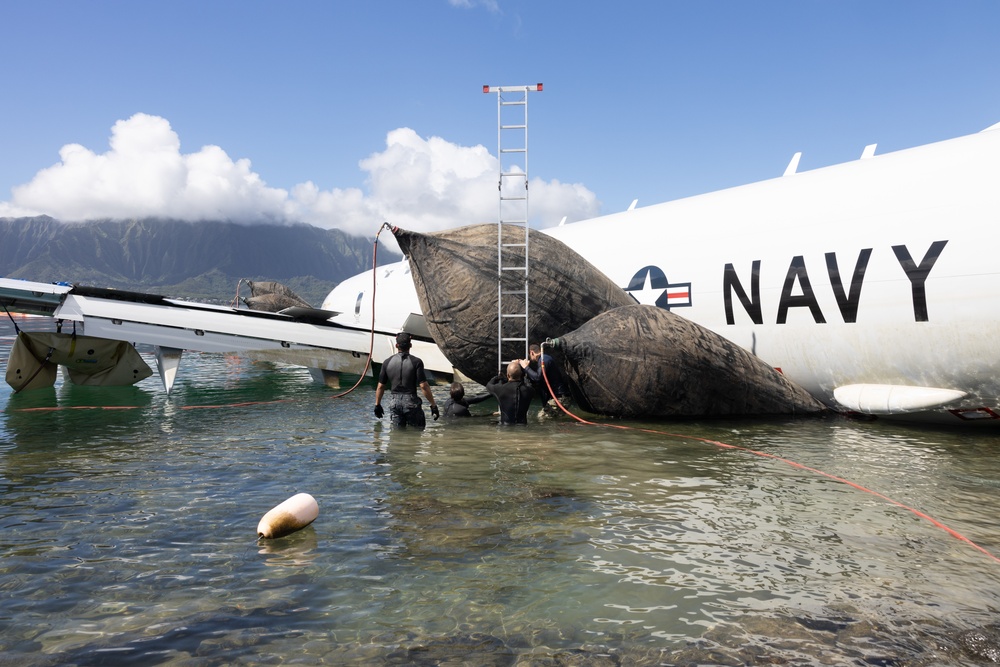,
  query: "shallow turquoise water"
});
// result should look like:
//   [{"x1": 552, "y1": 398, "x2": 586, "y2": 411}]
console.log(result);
[{"x1": 2, "y1": 316, "x2": 1000, "y2": 665}]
